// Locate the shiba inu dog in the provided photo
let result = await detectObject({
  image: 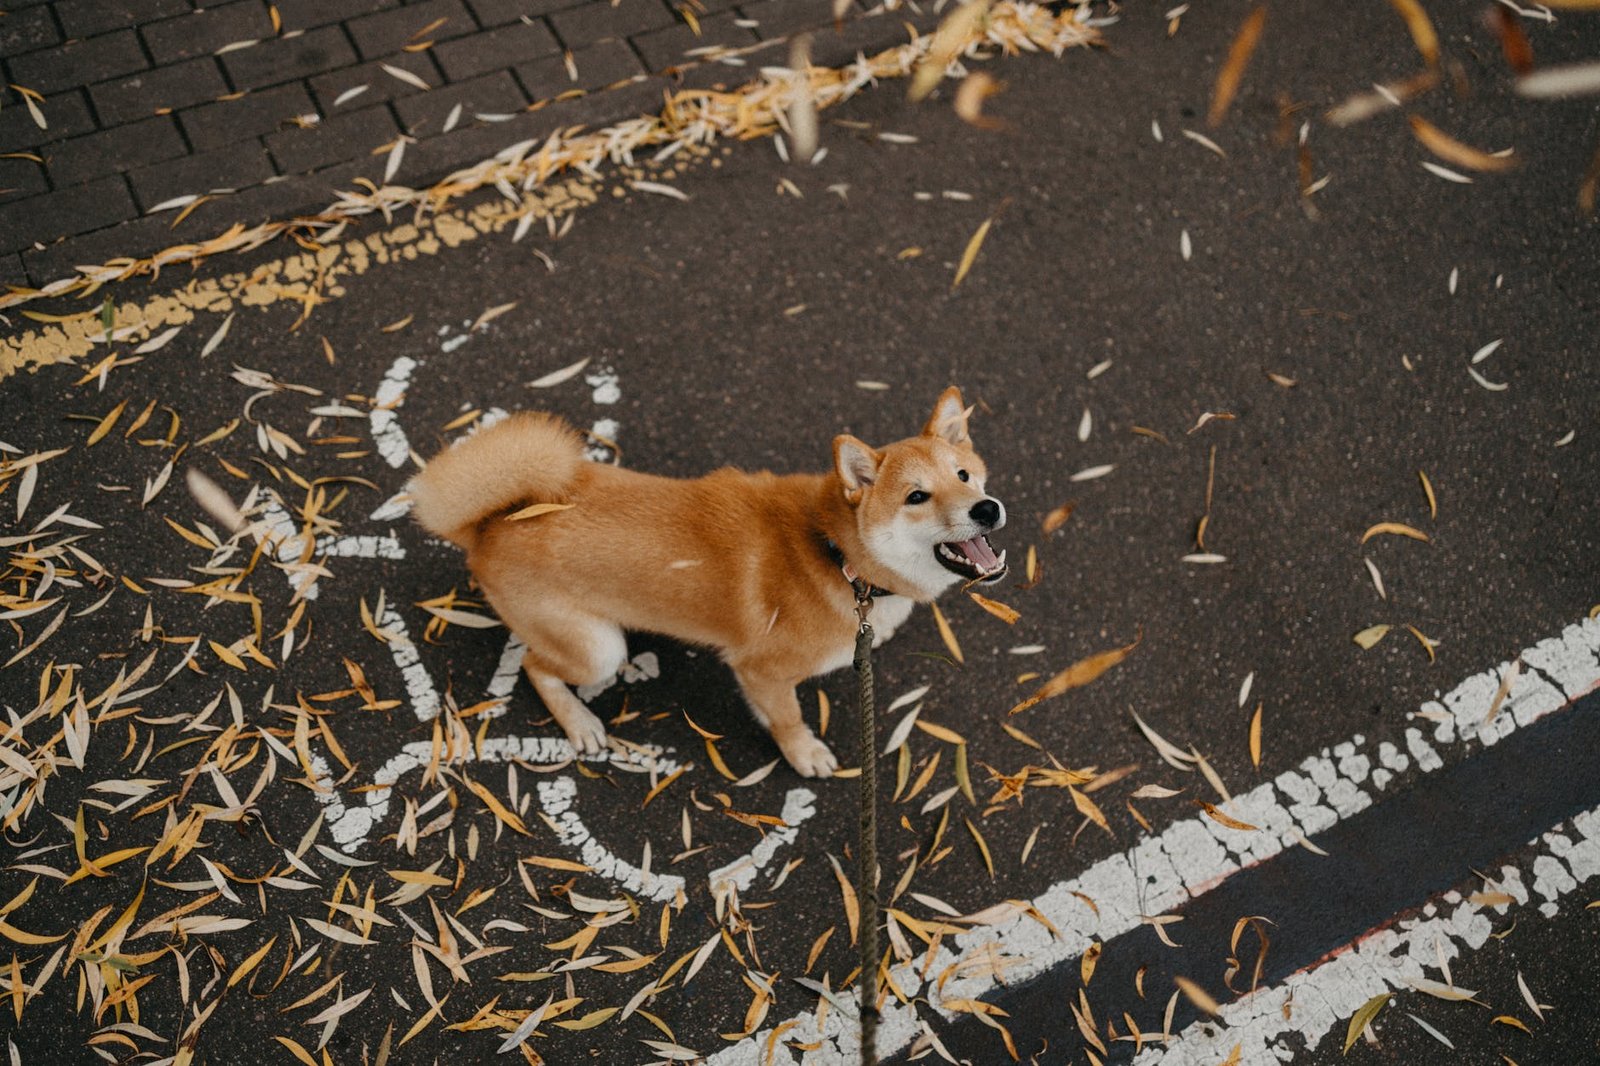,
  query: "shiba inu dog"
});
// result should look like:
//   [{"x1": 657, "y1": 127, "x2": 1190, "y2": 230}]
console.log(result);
[{"x1": 408, "y1": 387, "x2": 1007, "y2": 778}]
